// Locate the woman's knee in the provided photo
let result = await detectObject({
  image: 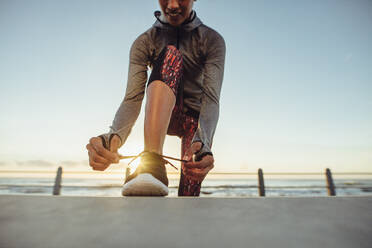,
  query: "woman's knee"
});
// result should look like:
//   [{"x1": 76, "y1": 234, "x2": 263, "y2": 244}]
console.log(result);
[{"x1": 147, "y1": 80, "x2": 175, "y2": 98}]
